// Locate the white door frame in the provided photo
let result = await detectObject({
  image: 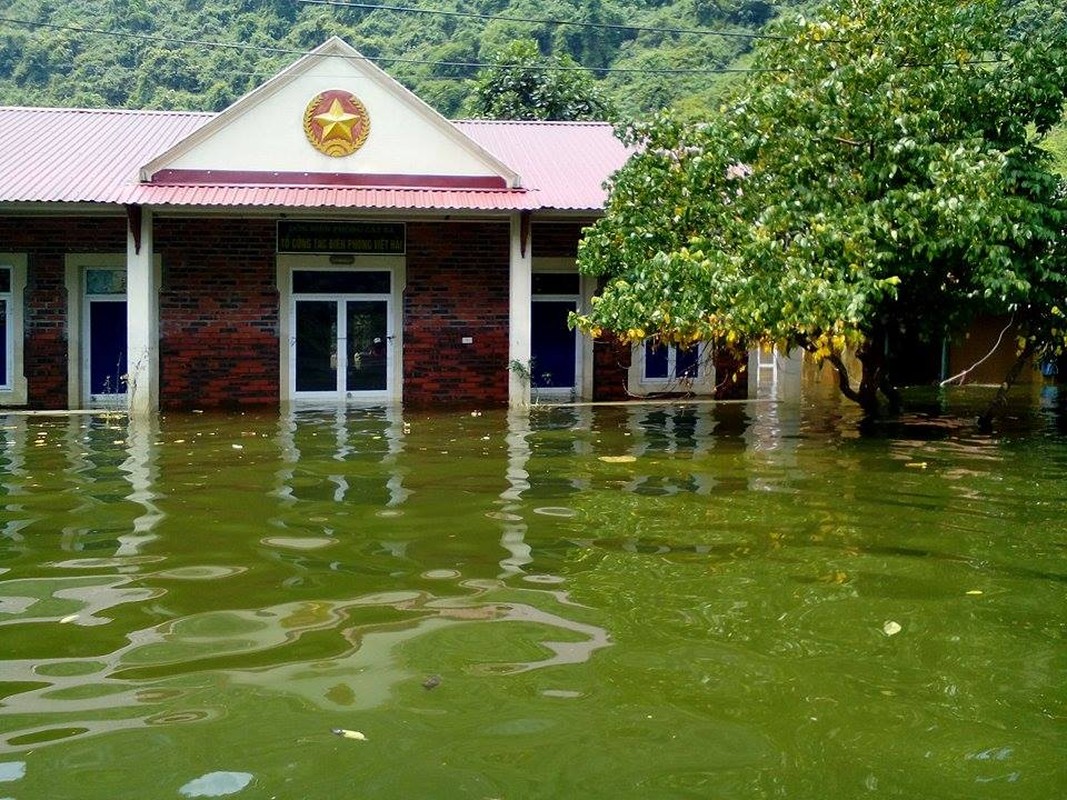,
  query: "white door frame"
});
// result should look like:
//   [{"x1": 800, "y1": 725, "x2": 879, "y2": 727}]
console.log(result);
[{"x1": 278, "y1": 255, "x2": 405, "y2": 404}]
